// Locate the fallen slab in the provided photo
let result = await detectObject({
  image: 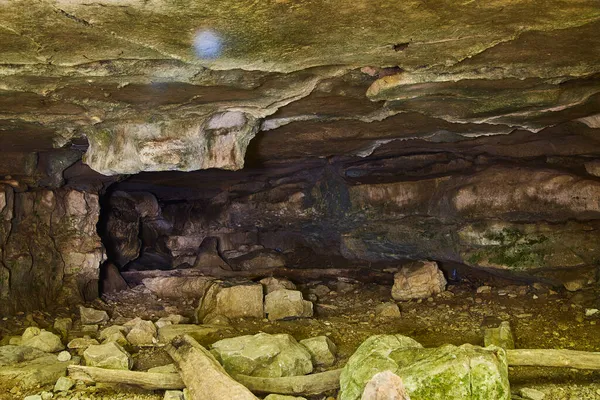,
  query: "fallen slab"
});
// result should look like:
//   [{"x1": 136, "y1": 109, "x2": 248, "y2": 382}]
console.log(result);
[
  {"x1": 232, "y1": 369, "x2": 342, "y2": 396},
  {"x1": 166, "y1": 334, "x2": 258, "y2": 400},
  {"x1": 68, "y1": 365, "x2": 184, "y2": 390},
  {"x1": 507, "y1": 349, "x2": 600, "y2": 370}
]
